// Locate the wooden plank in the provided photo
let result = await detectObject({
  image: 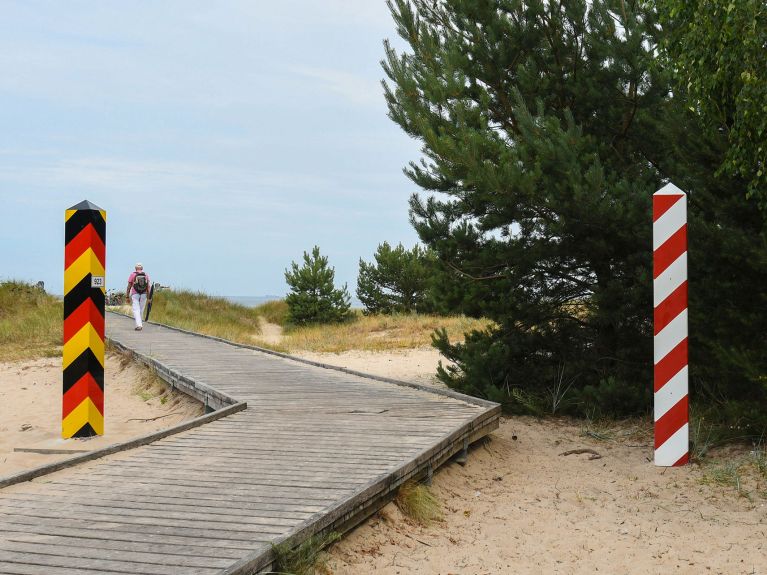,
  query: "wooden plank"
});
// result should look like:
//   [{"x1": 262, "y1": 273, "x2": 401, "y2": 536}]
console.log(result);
[
  {"x1": 0, "y1": 563, "x2": 137, "y2": 575},
  {"x1": 0, "y1": 540, "x2": 233, "y2": 569},
  {"x1": 0, "y1": 402, "x2": 246, "y2": 489},
  {"x1": 0, "y1": 500, "x2": 307, "y2": 528},
  {"x1": 0, "y1": 520, "x2": 263, "y2": 551},
  {"x1": 0, "y1": 549, "x2": 219, "y2": 575},
  {"x1": 34, "y1": 479, "x2": 347, "y2": 503},
  {"x1": 0, "y1": 509, "x2": 293, "y2": 536},
  {"x1": 8, "y1": 486, "x2": 332, "y2": 510},
  {"x1": 0, "y1": 529, "x2": 255, "y2": 560},
  {"x1": 2, "y1": 494, "x2": 321, "y2": 520}
]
